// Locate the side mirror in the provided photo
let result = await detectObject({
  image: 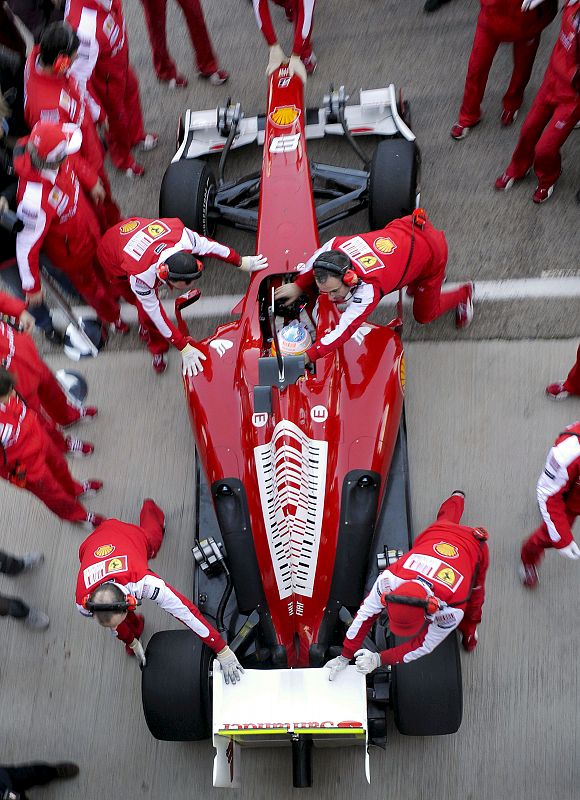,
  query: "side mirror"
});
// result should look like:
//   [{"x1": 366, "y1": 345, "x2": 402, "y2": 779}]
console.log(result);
[{"x1": 174, "y1": 288, "x2": 201, "y2": 336}]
